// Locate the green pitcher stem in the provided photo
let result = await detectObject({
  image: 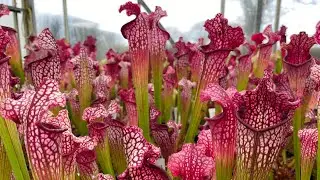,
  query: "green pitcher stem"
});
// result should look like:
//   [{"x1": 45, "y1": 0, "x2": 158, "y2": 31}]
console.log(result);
[
  {"x1": 151, "y1": 56, "x2": 164, "y2": 123},
  {"x1": 268, "y1": 172, "x2": 274, "y2": 180},
  {"x1": 107, "y1": 129, "x2": 127, "y2": 175},
  {"x1": 235, "y1": 159, "x2": 251, "y2": 180},
  {"x1": 253, "y1": 67, "x2": 264, "y2": 79},
  {"x1": 67, "y1": 102, "x2": 88, "y2": 136},
  {"x1": 79, "y1": 174, "x2": 94, "y2": 180},
  {"x1": 7, "y1": 45, "x2": 25, "y2": 84},
  {"x1": 78, "y1": 58, "x2": 93, "y2": 135},
  {"x1": 75, "y1": 173, "x2": 81, "y2": 180},
  {"x1": 185, "y1": 96, "x2": 203, "y2": 143},
  {"x1": 63, "y1": 172, "x2": 76, "y2": 180},
  {"x1": 10, "y1": 61, "x2": 25, "y2": 84},
  {"x1": 120, "y1": 75, "x2": 129, "y2": 89},
  {"x1": 96, "y1": 137, "x2": 115, "y2": 176},
  {"x1": 0, "y1": 141, "x2": 11, "y2": 180},
  {"x1": 75, "y1": 116, "x2": 88, "y2": 136},
  {"x1": 282, "y1": 150, "x2": 287, "y2": 165},
  {"x1": 253, "y1": 51, "x2": 266, "y2": 78},
  {"x1": 0, "y1": 117, "x2": 30, "y2": 180},
  {"x1": 274, "y1": 56, "x2": 283, "y2": 74},
  {"x1": 301, "y1": 158, "x2": 314, "y2": 180},
  {"x1": 162, "y1": 91, "x2": 173, "y2": 123},
  {"x1": 236, "y1": 74, "x2": 249, "y2": 91},
  {"x1": 79, "y1": 80, "x2": 92, "y2": 113},
  {"x1": 215, "y1": 157, "x2": 233, "y2": 180},
  {"x1": 215, "y1": 136, "x2": 235, "y2": 180},
  {"x1": 215, "y1": 103, "x2": 222, "y2": 115},
  {"x1": 293, "y1": 107, "x2": 302, "y2": 180},
  {"x1": 109, "y1": 147, "x2": 127, "y2": 175},
  {"x1": 131, "y1": 52, "x2": 150, "y2": 141},
  {"x1": 176, "y1": 91, "x2": 190, "y2": 150},
  {"x1": 136, "y1": 84, "x2": 151, "y2": 141}
]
